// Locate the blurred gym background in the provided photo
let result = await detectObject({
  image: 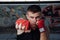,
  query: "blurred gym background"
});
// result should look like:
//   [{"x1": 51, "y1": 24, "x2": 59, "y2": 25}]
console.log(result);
[{"x1": 0, "y1": 3, "x2": 60, "y2": 40}]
